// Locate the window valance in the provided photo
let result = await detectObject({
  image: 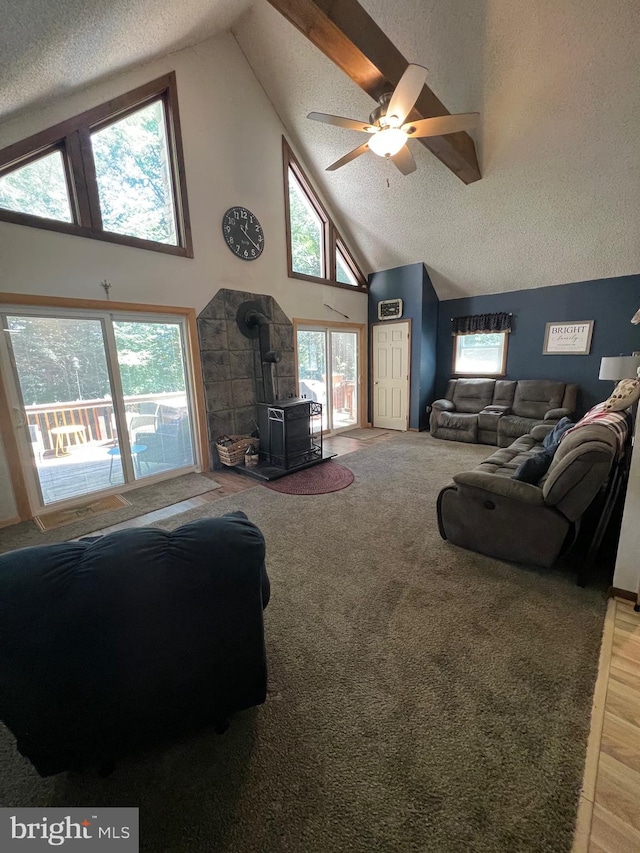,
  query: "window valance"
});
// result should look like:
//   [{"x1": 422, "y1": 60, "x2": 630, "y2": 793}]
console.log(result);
[{"x1": 451, "y1": 313, "x2": 512, "y2": 336}]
